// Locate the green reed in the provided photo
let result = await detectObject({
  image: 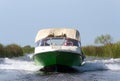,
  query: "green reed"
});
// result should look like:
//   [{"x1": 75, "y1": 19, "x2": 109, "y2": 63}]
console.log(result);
[{"x1": 82, "y1": 42, "x2": 120, "y2": 58}]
